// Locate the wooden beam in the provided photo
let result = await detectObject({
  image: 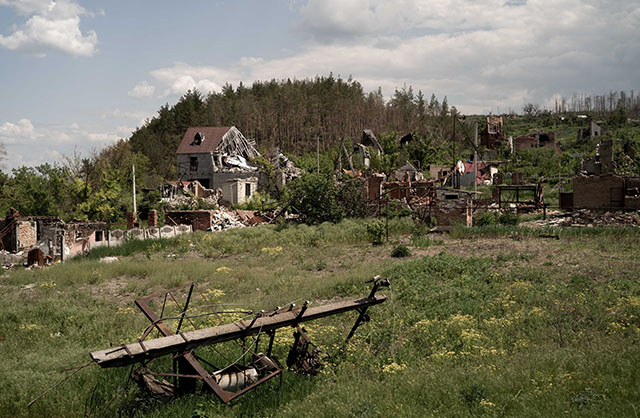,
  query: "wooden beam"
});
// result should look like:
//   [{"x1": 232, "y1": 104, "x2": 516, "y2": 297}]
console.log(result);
[{"x1": 91, "y1": 295, "x2": 387, "y2": 368}]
